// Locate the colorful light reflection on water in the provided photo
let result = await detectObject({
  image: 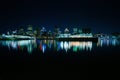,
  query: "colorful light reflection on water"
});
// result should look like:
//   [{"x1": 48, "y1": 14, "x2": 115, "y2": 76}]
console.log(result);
[{"x1": 0, "y1": 38, "x2": 119, "y2": 54}]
